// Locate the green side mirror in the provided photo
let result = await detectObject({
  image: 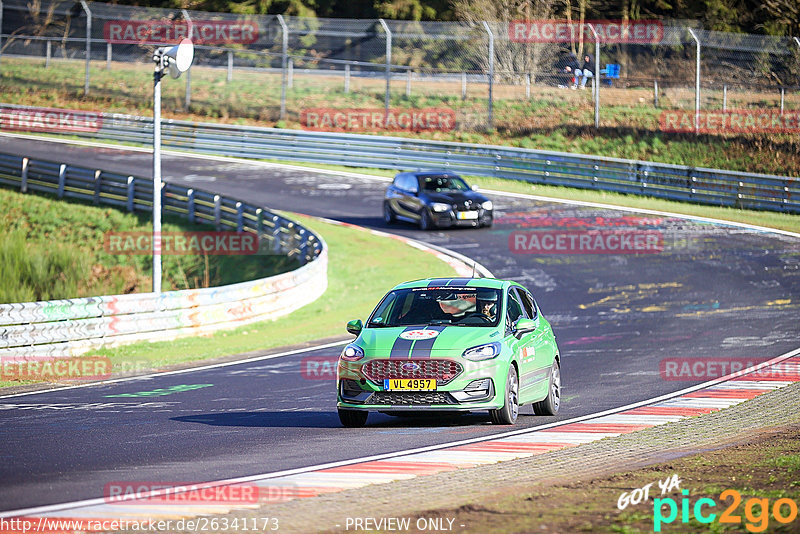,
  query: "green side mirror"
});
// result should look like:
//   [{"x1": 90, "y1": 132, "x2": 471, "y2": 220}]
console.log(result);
[
  {"x1": 346, "y1": 319, "x2": 363, "y2": 336},
  {"x1": 515, "y1": 317, "x2": 537, "y2": 335}
]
